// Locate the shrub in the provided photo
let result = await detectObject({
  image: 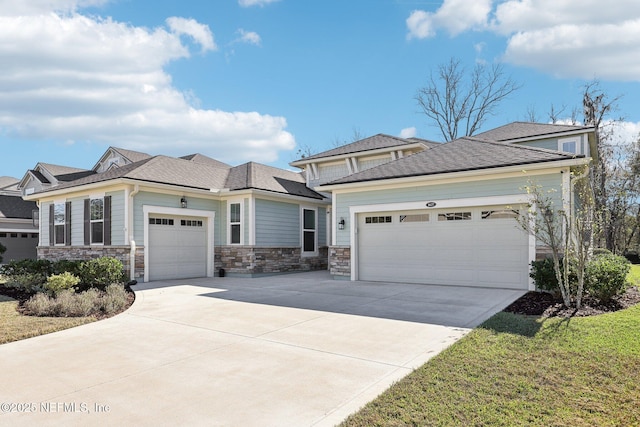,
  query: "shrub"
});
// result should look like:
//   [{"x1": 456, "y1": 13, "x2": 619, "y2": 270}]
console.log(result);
[
  {"x1": 4, "y1": 273, "x2": 46, "y2": 293},
  {"x1": 0, "y1": 259, "x2": 53, "y2": 278},
  {"x1": 529, "y1": 258, "x2": 578, "y2": 295},
  {"x1": 23, "y1": 292, "x2": 55, "y2": 316},
  {"x1": 592, "y1": 248, "x2": 613, "y2": 257},
  {"x1": 100, "y1": 284, "x2": 129, "y2": 315},
  {"x1": 52, "y1": 260, "x2": 84, "y2": 276},
  {"x1": 585, "y1": 253, "x2": 631, "y2": 303},
  {"x1": 78, "y1": 257, "x2": 125, "y2": 290},
  {"x1": 45, "y1": 272, "x2": 81, "y2": 296}
]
